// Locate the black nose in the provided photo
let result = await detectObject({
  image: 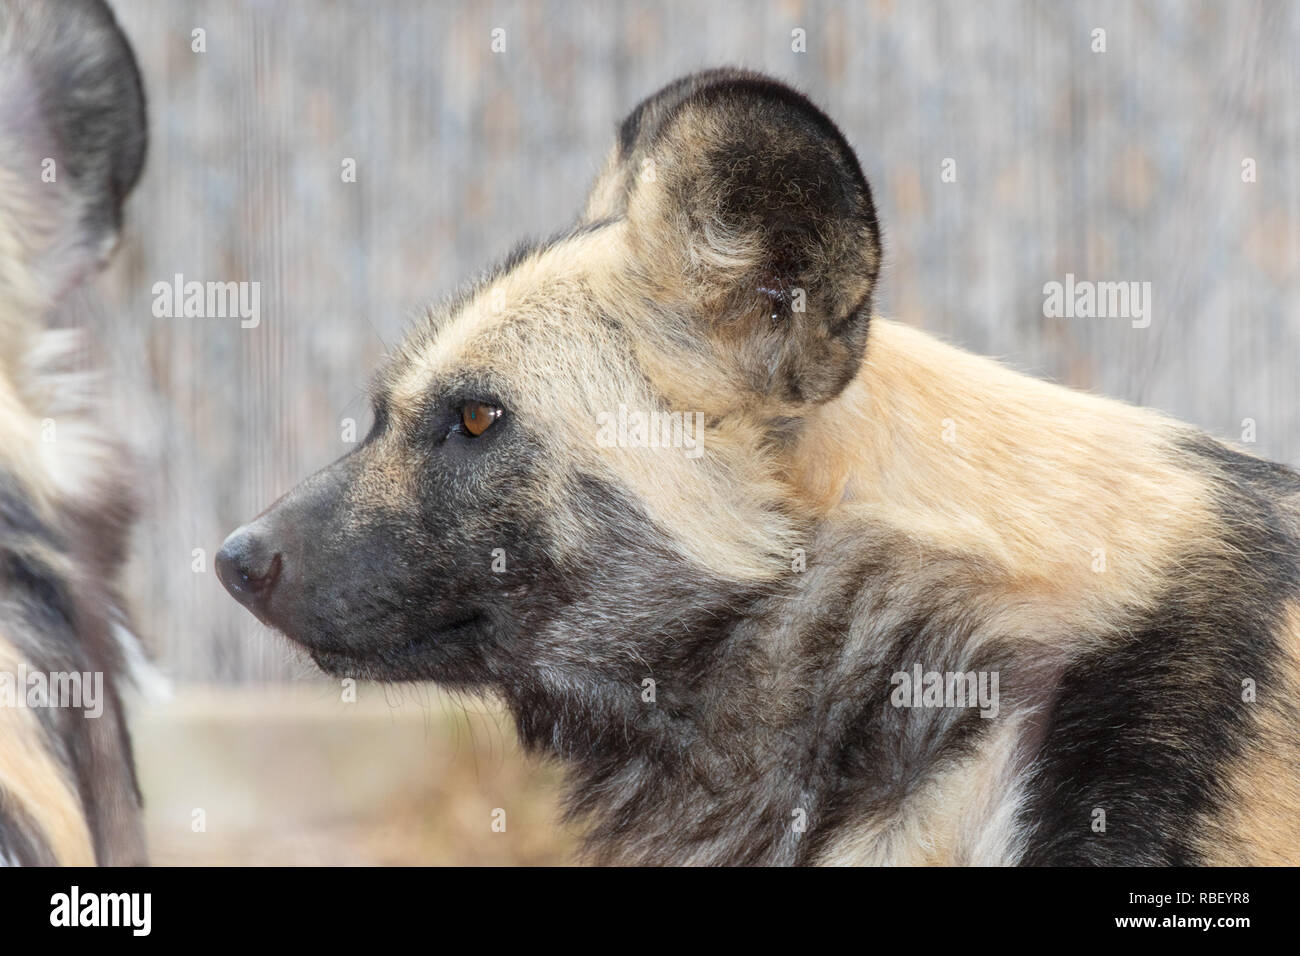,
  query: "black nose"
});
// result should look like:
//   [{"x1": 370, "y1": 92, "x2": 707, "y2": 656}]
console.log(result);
[{"x1": 216, "y1": 525, "x2": 282, "y2": 612}]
